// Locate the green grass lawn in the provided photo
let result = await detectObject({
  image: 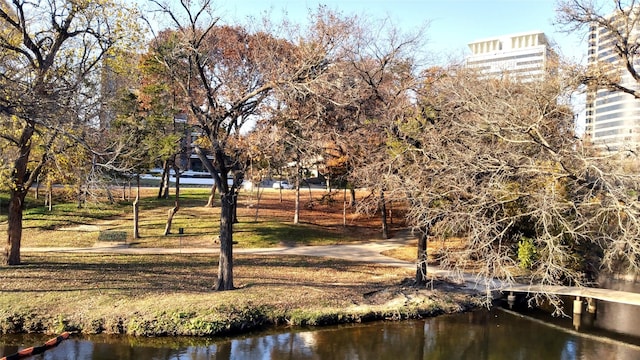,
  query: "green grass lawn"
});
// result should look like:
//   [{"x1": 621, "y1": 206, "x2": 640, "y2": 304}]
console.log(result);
[{"x1": 0, "y1": 187, "x2": 379, "y2": 248}]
